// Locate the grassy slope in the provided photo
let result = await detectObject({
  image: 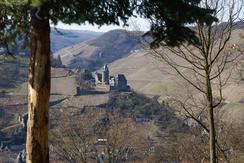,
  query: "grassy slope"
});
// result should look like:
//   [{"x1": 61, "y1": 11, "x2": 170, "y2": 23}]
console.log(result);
[
  {"x1": 109, "y1": 49, "x2": 183, "y2": 96},
  {"x1": 1, "y1": 30, "x2": 243, "y2": 124},
  {"x1": 108, "y1": 29, "x2": 244, "y2": 124},
  {"x1": 55, "y1": 30, "x2": 142, "y2": 70}
]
